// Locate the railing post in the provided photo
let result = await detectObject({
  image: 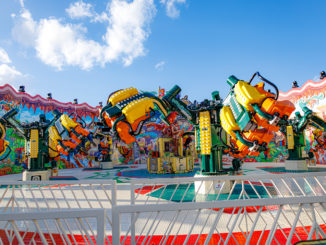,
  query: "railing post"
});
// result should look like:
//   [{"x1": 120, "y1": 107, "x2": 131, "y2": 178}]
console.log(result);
[
  {"x1": 111, "y1": 180, "x2": 119, "y2": 244},
  {"x1": 286, "y1": 204, "x2": 303, "y2": 245},
  {"x1": 112, "y1": 181, "x2": 117, "y2": 206},
  {"x1": 11, "y1": 184, "x2": 15, "y2": 212},
  {"x1": 97, "y1": 209, "x2": 106, "y2": 245},
  {"x1": 131, "y1": 182, "x2": 136, "y2": 245},
  {"x1": 112, "y1": 206, "x2": 121, "y2": 245},
  {"x1": 266, "y1": 206, "x2": 282, "y2": 244}
]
